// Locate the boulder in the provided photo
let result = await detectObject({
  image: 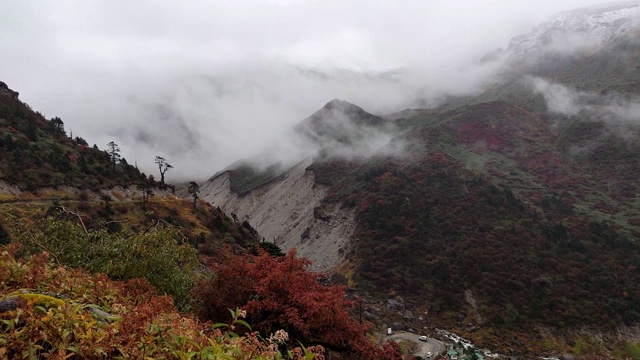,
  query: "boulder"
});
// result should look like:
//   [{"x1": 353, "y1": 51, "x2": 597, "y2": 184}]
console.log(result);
[
  {"x1": 0, "y1": 297, "x2": 20, "y2": 313},
  {"x1": 363, "y1": 311, "x2": 376, "y2": 320},
  {"x1": 367, "y1": 306, "x2": 381, "y2": 314},
  {"x1": 387, "y1": 298, "x2": 405, "y2": 311},
  {"x1": 403, "y1": 310, "x2": 415, "y2": 321},
  {"x1": 83, "y1": 305, "x2": 121, "y2": 322}
]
